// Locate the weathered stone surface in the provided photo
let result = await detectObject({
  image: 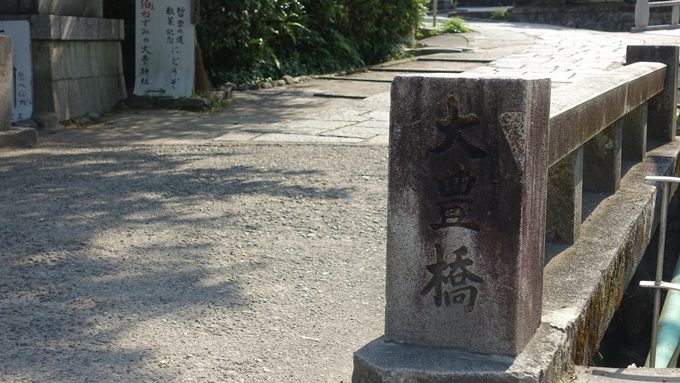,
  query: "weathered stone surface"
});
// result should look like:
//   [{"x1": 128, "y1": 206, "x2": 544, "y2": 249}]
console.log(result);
[
  {"x1": 353, "y1": 338, "x2": 515, "y2": 383},
  {"x1": 621, "y1": 103, "x2": 648, "y2": 162},
  {"x1": 548, "y1": 62, "x2": 665, "y2": 166},
  {"x1": 583, "y1": 123, "x2": 622, "y2": 193},
  {"x1": 383, "y1": 75, "x2": 550, "y2": 356},
  {"x1": 27, "y1": 15, "x2": 124, "y2": 41},
  {"x1": 32, "y1": 112, "x2": 58, "y2": 129},
  {"x1": 546, "y1": 147, "x2": 583, "y2": 244},
  {"x1": 543, "y1": 140, "x2": 680, "y2": 370},
  {"x1": 0, "y1": 0, "x2": 103, "y2": 18},
  {"x1": 0, "y1": 126, "x2": 37, "y2": 148},
  {"x1": 514, "y1": 0, "x2": 625, "y2": 4},
  {"x1": 626, "y1": 46, "x2": 679, "y2": 143},
  {"x1": 0, "y1": 36, "x2": 10, "y2": 132},
  {"x1": 356, "y1": 139, "x2": 680, "y2": 383},
  {"x1": 32, "y1": 40, "x2": 126, "y2": 121},
  {"x1": 509, "y1": 3, "x2": 675, "y2": 32}
]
